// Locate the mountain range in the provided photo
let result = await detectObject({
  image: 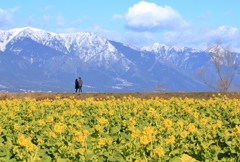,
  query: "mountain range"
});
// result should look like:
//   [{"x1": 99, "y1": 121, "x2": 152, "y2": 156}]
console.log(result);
[{"x1": 0, "y1": 27, "x2": 239, "y2": 92}]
